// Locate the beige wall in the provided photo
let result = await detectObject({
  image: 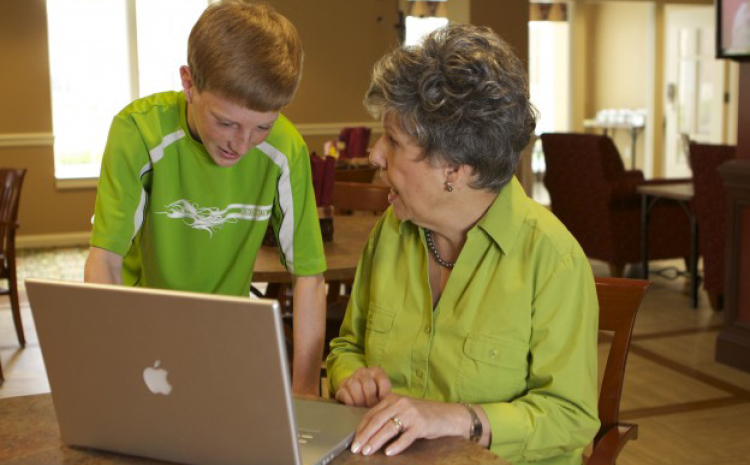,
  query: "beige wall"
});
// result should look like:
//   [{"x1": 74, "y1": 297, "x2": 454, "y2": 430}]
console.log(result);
[
  {"x1": 1, "y1": 0, "x2": 533, "y2": 245},
  {"x1": 0, "y1": 0, "x2": 399, "y2": 244},
  {"x1": 587, "y1": 1, "x2": 651, "y2": 168},
  {"x1": 571, "y1": 0, "x2": 714, "y2": 177},
  {"x1": 0, "y1": 0, "x2": 98, "y2": 242},
  {"x1": 271, "y1": 0, "x2": 399, "y2": 157},
  {"x1": 9, "y1": 0, "x2": 735, "y2": 241},
  {"x1": 277, "y1": 0, "x2": 398, "y2": 124},
  {"x1": 589, "y1": 3, "x2": 650, "y2": 111},
  {"x1": 469, "y1": 1, "x2": 531, "y2": 192},
  {"x1": 471, "y1": 2, "x2": 529, "y2": 69}
]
